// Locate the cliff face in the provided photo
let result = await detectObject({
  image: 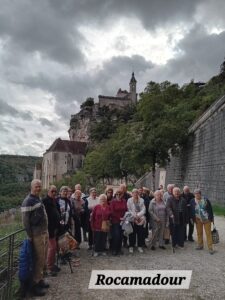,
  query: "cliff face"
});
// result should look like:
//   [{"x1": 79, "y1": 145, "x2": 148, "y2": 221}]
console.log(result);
[{"x1": 68, "y1": 103, "x2": 99, "y2": 142}]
